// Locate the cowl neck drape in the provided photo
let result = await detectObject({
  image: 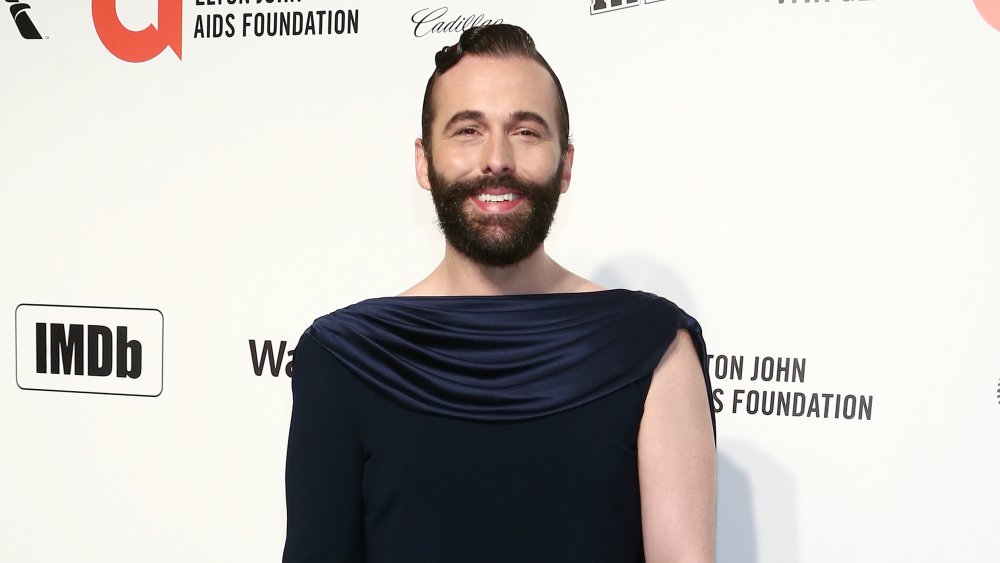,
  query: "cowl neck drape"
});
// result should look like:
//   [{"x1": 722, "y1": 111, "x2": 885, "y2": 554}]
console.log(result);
[{"x1": 307, "y1": 289, "x2": 711, "y2": 423}]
